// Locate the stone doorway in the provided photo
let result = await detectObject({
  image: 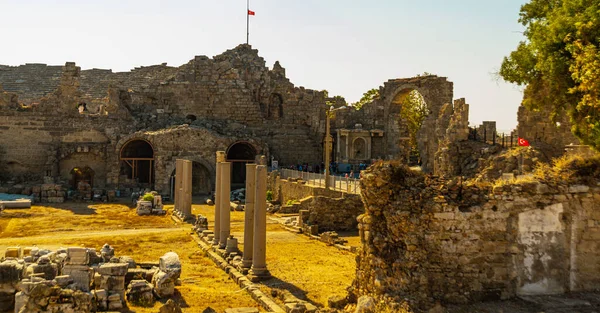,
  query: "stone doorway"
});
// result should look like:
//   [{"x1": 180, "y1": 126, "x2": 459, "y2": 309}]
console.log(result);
[
  {"x1": 389, "y1": 89, "x2": 428, "y2": 166},
  {"x1": 70, "y1": 166, "x2": 94, "y2": 189},
  {"x1": 119, "y1": 139, "x2": 155, "y2": 186},
  {"x1": 226, "y1": 142, "x2": 257, "y2": 189},
  {"x1": 169, "y1": 161, "x2": 212, "y2": 197}
]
